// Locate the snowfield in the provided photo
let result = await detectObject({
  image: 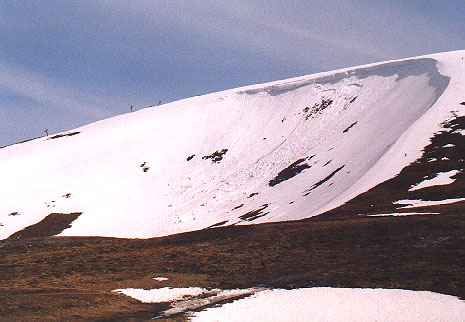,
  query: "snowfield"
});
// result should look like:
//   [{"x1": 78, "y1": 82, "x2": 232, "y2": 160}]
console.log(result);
[
  {"x1": 112, "y1": 286, "x2": 465, "y2": 321},
  {"x1": 189, "y1": 288, "x2": 465, "y2": 322},
  {"x1": 1, "y1": 50, "x2": 465, "y2": 239}
]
